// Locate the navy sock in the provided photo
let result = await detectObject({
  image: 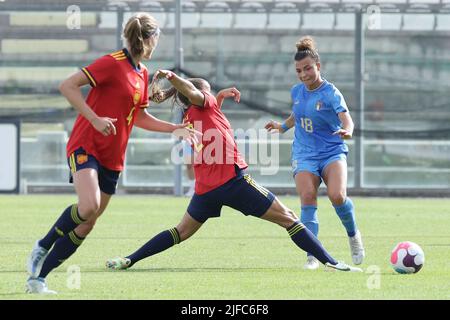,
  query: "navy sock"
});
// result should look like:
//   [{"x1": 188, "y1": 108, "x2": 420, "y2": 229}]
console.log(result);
[
  {"x1": 39, "y1": 204, "x2": 85, "y2": 250},
  {"x1": 127, "y1": 228, "x2": 180, "y2": 267},
  {"x1": 38, "y1": 231, "x2": 85, "y2": 278},
  {"x1": 288, "y1": 221, "x2": 338, "y2": 265}
]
